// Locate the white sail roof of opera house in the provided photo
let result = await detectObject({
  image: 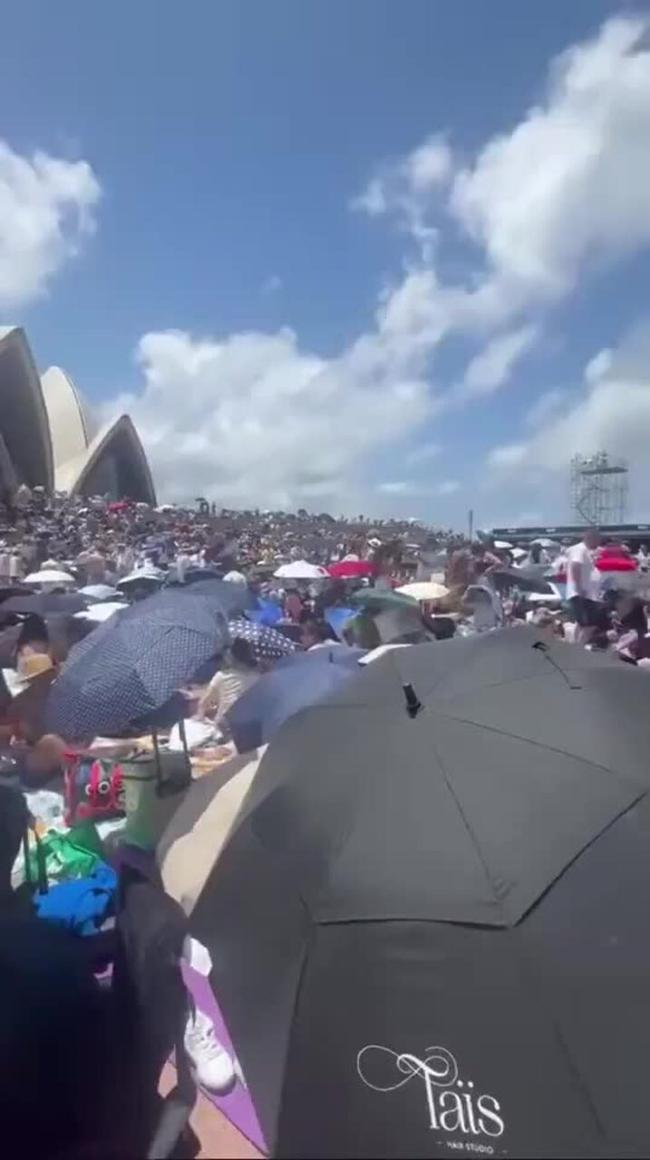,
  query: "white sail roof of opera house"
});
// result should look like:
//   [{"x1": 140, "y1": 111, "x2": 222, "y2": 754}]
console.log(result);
[
  {"x1": 0, "y1": 327, "x2": 54, "y2": 490},
  {"x1": 0, "y1": 327, "x2": 156, "y2": 504}
]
